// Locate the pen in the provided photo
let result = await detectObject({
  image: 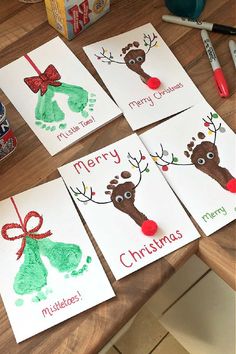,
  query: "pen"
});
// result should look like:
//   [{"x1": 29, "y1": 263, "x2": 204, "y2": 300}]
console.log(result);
[
  {"x1": 229, "y1": 40, "x2": 236, "y2": 68},
  {"x1": 162, "y1": 15, "x2": 236, "y2": 35},
  {"x1": 201, "y1": 30, "x2": 229, "y2": 98}
]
